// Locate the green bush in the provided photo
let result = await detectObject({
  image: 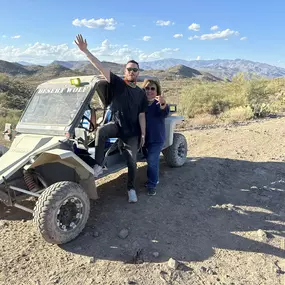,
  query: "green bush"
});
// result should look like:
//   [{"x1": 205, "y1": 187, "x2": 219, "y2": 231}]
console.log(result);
[
  {"x1": 180, "y1": 81, "x2": 231, "y2": 117},
  {"x1": 180, "y1": 73, "x2": 285, "y2": 120},
  {"x1": 0, "y1": 108, "x2": 22, "y2": 131},
  {"x1": 0, "y1": 74, "x2": 33, "y2": 110},
  {"x1": 220, "y1": 106, "x2": 254, "y2": 123}
]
